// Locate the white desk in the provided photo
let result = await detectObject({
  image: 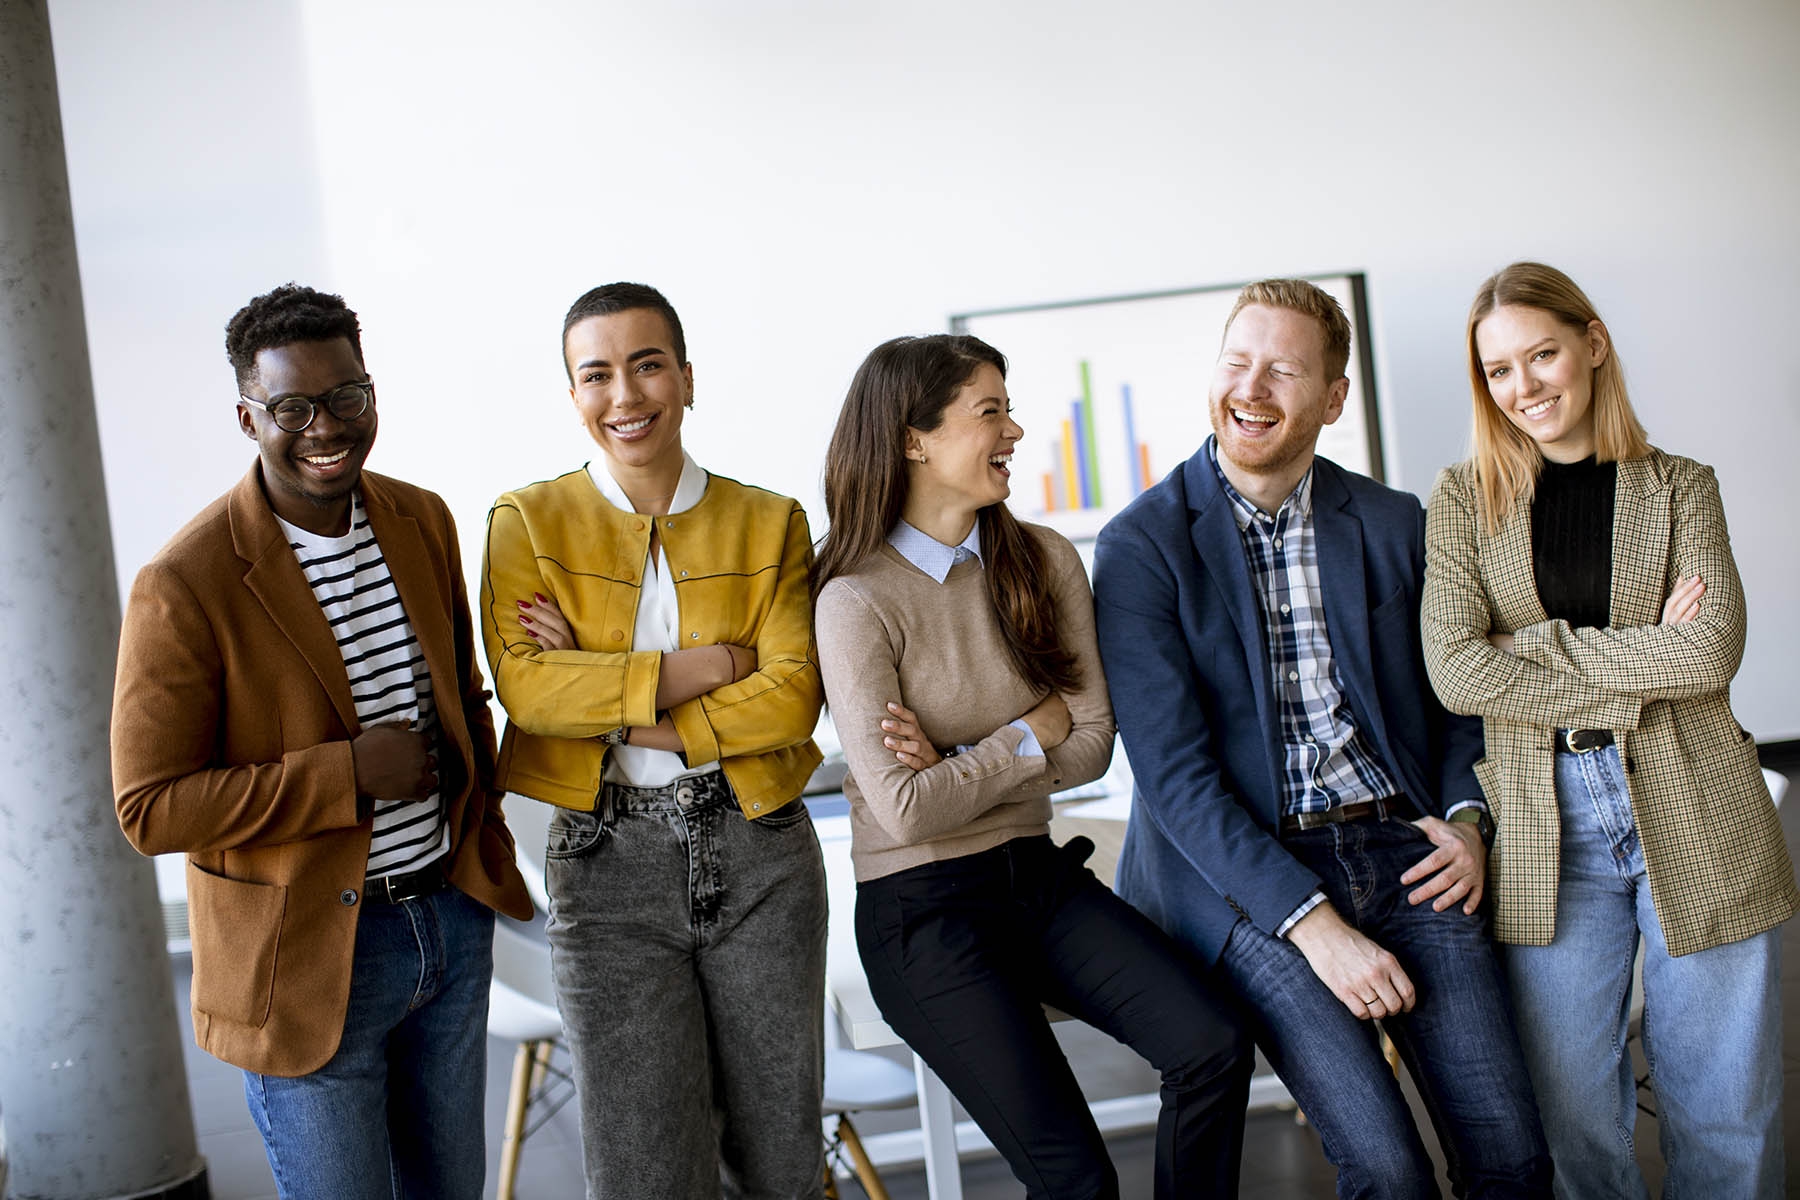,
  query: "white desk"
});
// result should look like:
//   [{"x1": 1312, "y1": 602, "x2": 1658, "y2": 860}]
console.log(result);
[{"x1": 816, "y1": 802, "x2": 1292, "y2": 1199}]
